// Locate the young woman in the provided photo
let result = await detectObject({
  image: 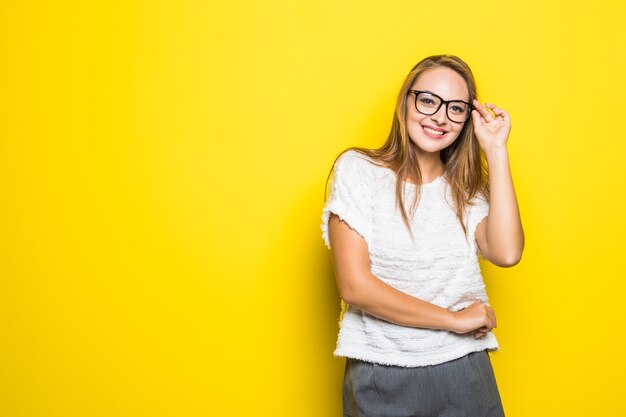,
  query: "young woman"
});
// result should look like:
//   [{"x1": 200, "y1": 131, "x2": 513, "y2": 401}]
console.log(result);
[{"x1": 321, "y1": 55, "x2": 524, "y2": 416}]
